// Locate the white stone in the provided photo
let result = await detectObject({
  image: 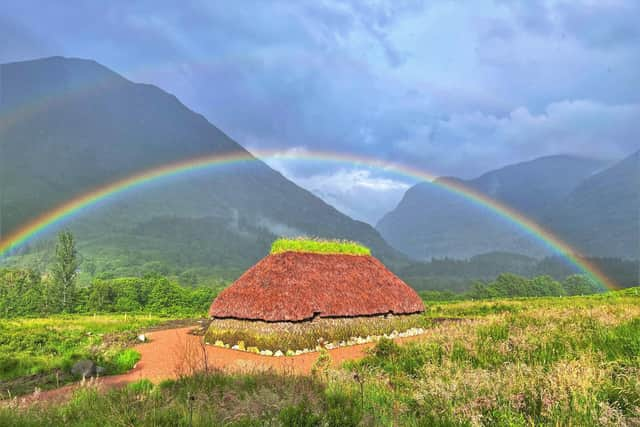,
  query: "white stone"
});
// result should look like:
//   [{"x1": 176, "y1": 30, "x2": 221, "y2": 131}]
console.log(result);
[
  {"x1": 231, "y1": 345, "x2": 240, "y2": 350},
  {"x1": 274, "y1": 350, "x2": 284, "y2": 357},
  {"x1": 137, "y1": 334, "x2": 146, "y2": 342}
]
